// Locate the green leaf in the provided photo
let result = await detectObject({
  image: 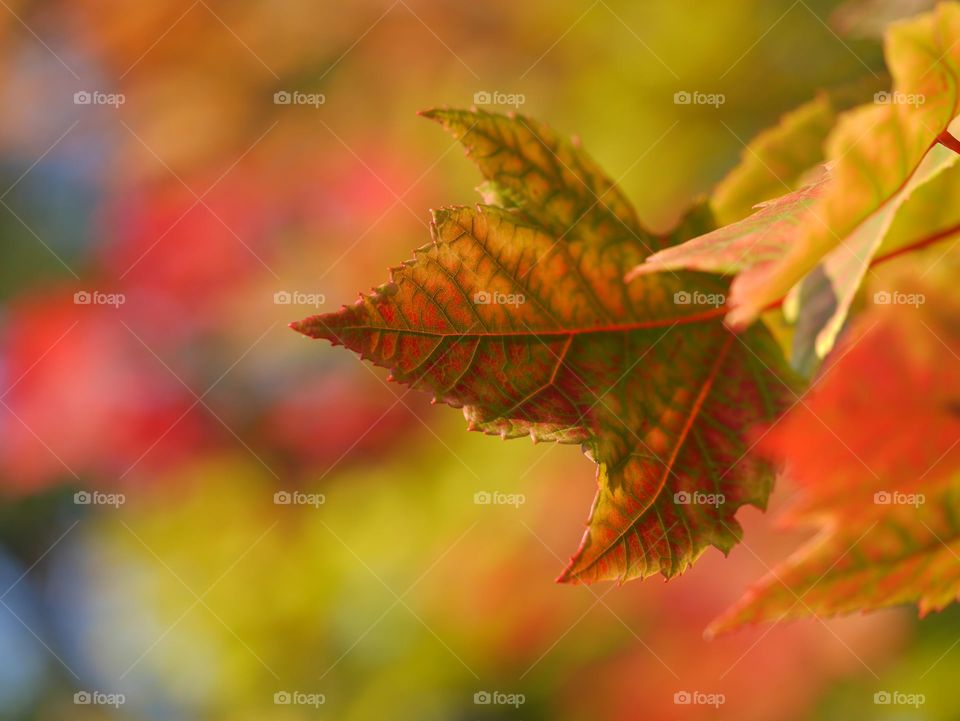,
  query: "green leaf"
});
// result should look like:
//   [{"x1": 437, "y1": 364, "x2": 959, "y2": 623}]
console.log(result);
[
  {"x1": 796, "y1": 137, "x2": 960, "y2": 359},
  {"x1": 877, "y1": 144, "x2": 960, "y2": 259}
]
